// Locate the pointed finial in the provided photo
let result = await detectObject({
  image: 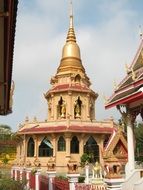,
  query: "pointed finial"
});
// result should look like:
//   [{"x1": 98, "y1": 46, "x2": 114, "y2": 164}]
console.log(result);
[
  {"x1": 131, "y1": 67, "x2": 136, "y2": 81},
  {"x1": 113, "y1": 79, "x2": 118, "y2": 91},
  {"x1": 102, "y1": 93, "x2": 108, "y2": 105},
  {"x1": 125, "y1": 63, "x2": 130, "y2": 74},
  {"x1": 139, "y1": 25, "x2": 143, "y2": 40},
  {"x1": 69, "y1": 0, "x2": 73, "y2": 28},
  {"x1": 66, "y1": 0, "x2": 76, "y2": 42}
]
